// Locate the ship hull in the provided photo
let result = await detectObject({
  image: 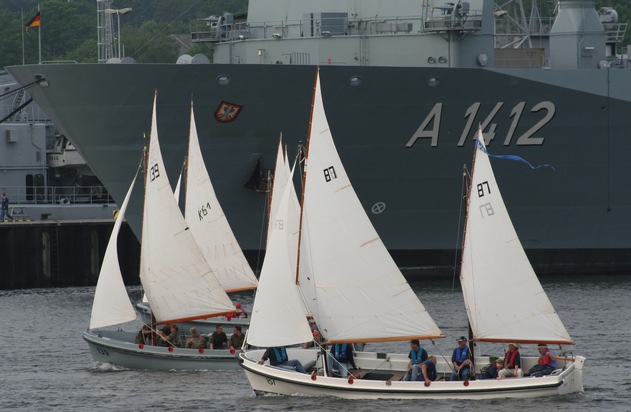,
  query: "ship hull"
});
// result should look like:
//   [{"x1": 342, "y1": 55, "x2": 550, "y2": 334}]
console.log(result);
[{"x1": 8, "y1": 63, "x2": 631, "y2": 275}]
